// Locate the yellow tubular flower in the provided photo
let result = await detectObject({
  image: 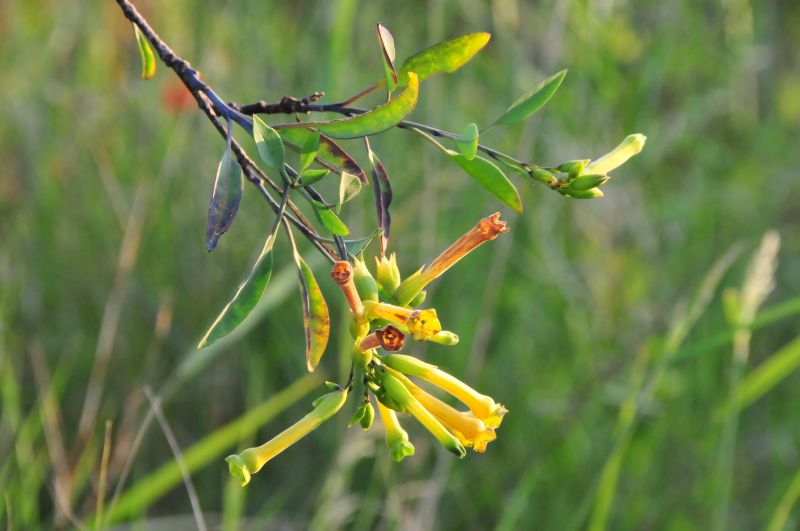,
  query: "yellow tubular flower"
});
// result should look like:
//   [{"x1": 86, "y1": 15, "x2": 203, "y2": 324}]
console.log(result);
[
  {"x1": 376, "y1": 400, "x2": 415, "y2": 461},
  {"x1": 364, "y1": 301, "x2": 442, "y2": 341},
  {"x1": 387, "y1": 368, "x2": 497, "y2": 452},
  {"x1": 226, "y1": 388, "x2": 348, "y2": 486},
  {"x1": 584, "y1": 134, "x2": 647, "y2": 175},
  {"x1": 393, "y1": 213, "x2": 509, "y2": 306},
  {"x1": 382, "y1": 354, "x2": 507, "y2": 428},
  {"x1": 380, "y1": 370, "x2": 466, "y2": 458}
]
